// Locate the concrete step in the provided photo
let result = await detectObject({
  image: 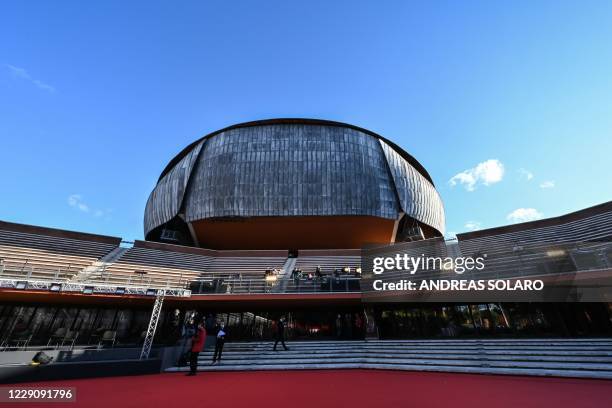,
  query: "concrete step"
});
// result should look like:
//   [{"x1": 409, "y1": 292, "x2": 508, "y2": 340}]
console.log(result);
[
  {"x1": 218, "y1": 339, "x2": 612, "y2": 348},
  {"x1": 222, "y1": 338, "x2": 612, "y2": 344},
  {"x1": 220, "y1": 339, "x2": 612, "y2": 345},
  {"x1": 192, "y1": 359, "x2": 612, "y2": 371},
  {"x1": 219, "y1": 342, "x2": 612, "y2": 348},
  {"x1": 167, "y1": 364, "x2": 612, "y2": 379},
  {"x1": 196, "y1": 352, "x2": 612, "y2": 363},
  {"x1": 71, "y1": 247, "x2": 129, "y2": 282},
  {"x1": 214, "y1": 344, "x2": 612, "y2": 354},
  {"x1": 197, "y1": 349, "x2": 612, "y2": 357},
  {"x1": 167, "y1": 339, "x2": 612, "y2": 379}
]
